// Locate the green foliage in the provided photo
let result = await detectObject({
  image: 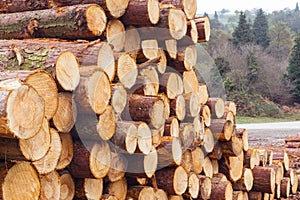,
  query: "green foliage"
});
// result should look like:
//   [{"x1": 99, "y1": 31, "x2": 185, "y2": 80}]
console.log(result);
[
  {"x1": 287, "y1": 35, "x2": 300, "y2": 103},
  {"x1": 269, "y1": 9, "x2": 300, "y2": 33},
  {"x1": 210, "y1": 19, "x2": 225, "y2": 30},
  {"x1": 253, "y1": 9, "x2": 270, "y2": 48},
  {"x1": 232, "y1": 12, "x2": 253, "y2": 46},
  {"x1": 214, "y1": 56, "x2": 230, "y2": 76}
]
